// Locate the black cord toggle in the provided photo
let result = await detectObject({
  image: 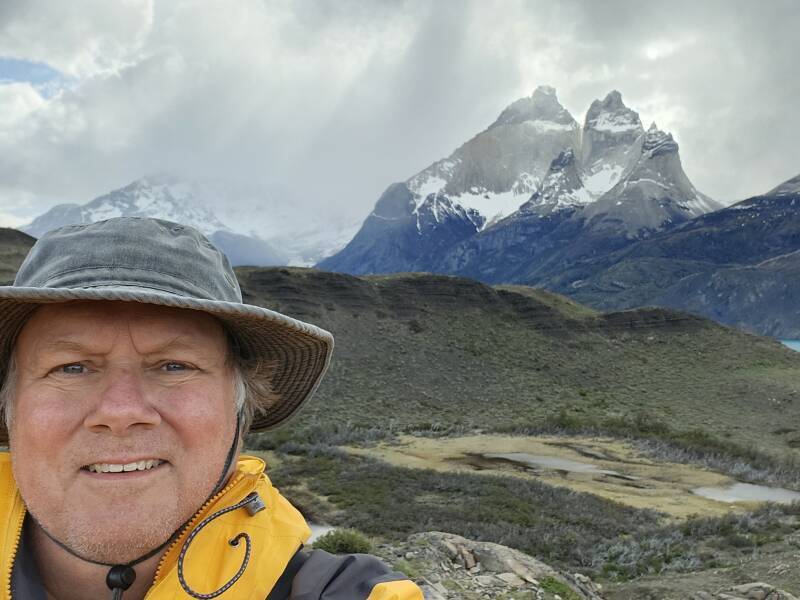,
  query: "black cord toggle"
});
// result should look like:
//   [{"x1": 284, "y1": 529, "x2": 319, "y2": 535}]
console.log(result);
[{"x1": 107, "y1": 564, "x2": 136, "y2": 600}]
